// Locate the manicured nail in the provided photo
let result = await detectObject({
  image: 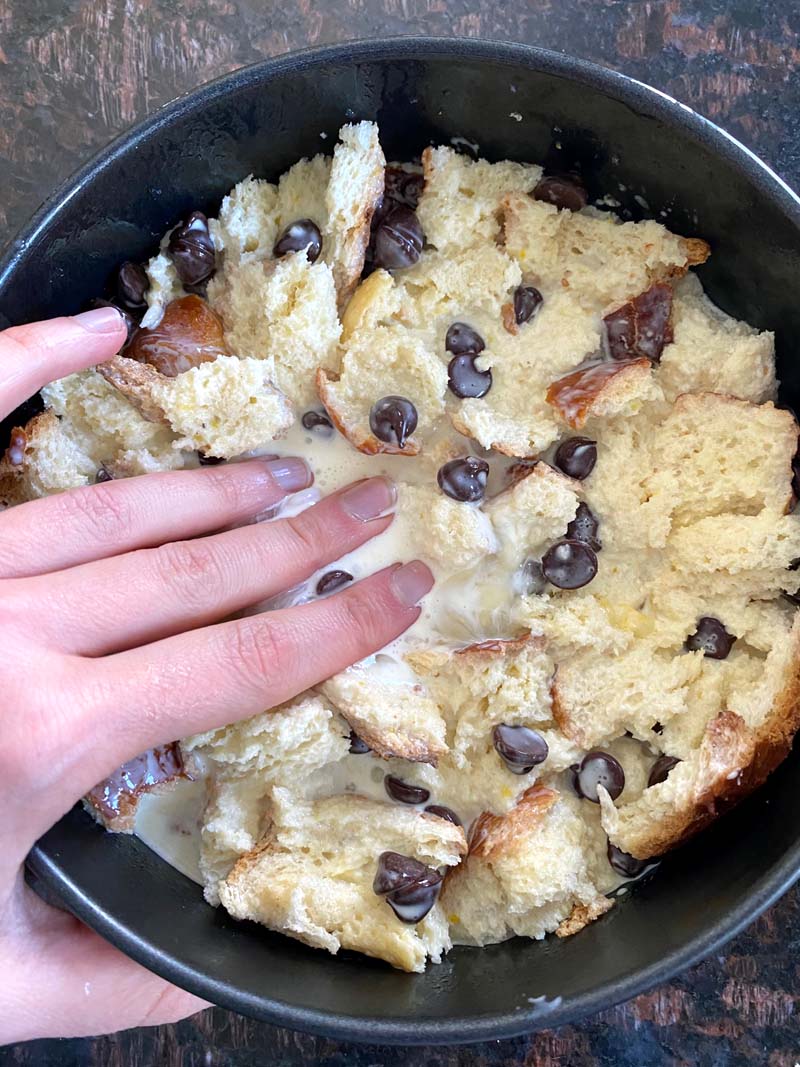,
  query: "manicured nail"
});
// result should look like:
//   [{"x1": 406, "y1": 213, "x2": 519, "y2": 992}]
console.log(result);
[
  {"x1": 73, "y1": 306, "x2": 127, "y2": 333},
  {"x1": 265, "y1": 457, "x2": 312, "y2": 492},
  {"x1": 391, "y1": 560, "x2": 434, "y2": 607},
  {"x1": 340, "y1": 477, "x2": 397, "y2": 522}
]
